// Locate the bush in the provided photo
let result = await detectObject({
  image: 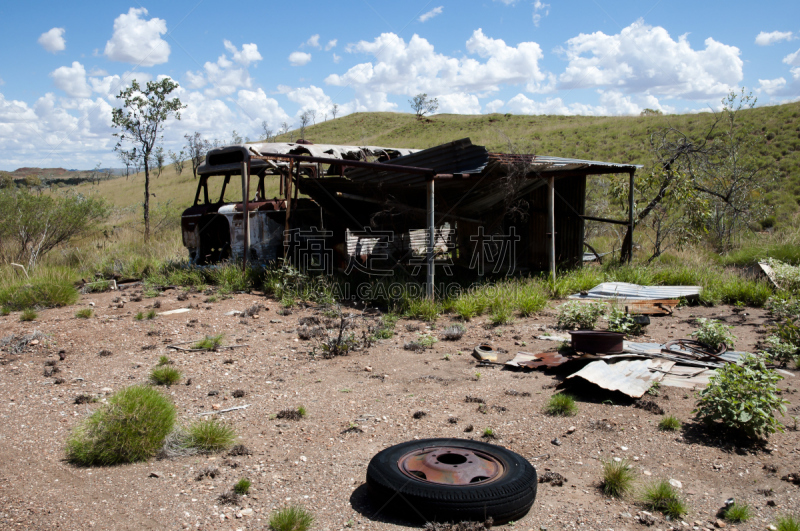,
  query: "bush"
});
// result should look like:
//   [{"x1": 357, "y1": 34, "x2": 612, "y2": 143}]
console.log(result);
[
  {"x1": 269, "y1": 505, "x2": 315, "y2": 531},
  {"x1": 601, "y1": 459, "x2": 636, "y2": 497},
  {"x1": 194, "y1": 333, "x2": 224, "y2": 351},
  {"x1": 658, "y1": 415, "x2": 681, "y2": 431},
  {"x1": 20, "y1": 308, "x2": 37, "y2": 321},
  {"x1": 694, "y1": 355, "x2": 789, "y2": 439},
  {"x1": 440, "y1": 323, "x2": 466, "y2": 341},
  {"x1": 544, "y1": 393, "x2": 578, "y2": 416},
  {"x1": 233, "y1": 478, "x2": 251, "y2": 495},
  {"x1": 691, "y1": 318, "x2": 736, "y2": 350},
  {"x1": 150, "y1": 366, "x2": 182, "y2": 386},
  {"x1": 775, "y1": 515, "x2": 800, "y2": 531},
  {"x1": 724, "y1": 502, "x2": 753, "y2": 523},
  {"x1": 75, "y1": 308, "x2": 93, "y2": 319},
  {"x1": 185, "y1": 418, "x2": 236, "y2": 453},
  {"x1": 766, "y1": 258, "x2": 800, "y2": 293},
  {"x1": 557, "y1": 300, "x2": 606, "y2": 329},
  {"x1": 639, "y1": 480, "x2": 688, "y2": 519},
  {"x1": 764, "y1": 334, "x2": 799, "y2": 365},
  {"x1": 66, "y1": 385, "x2": 176, "y2": 465},
  {"x1": 767, "y1": 296, "x2": 800, "y2": 320},
  {"x1": 607, "y1": 307, "x2": 644, "y2": 336},
  {"x1": 0, "y1": 270, "x2": 79, "y2": 310}
]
